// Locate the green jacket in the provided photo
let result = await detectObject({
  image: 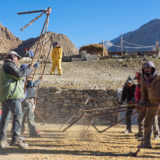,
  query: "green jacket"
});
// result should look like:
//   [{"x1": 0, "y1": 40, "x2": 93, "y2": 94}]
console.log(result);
[
  {"x1": 0, "y1": 68, "x2": 25, "y2": 102},
  {"x1": 0, "y1": 59, "x2": 33, "y2": 102}
]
